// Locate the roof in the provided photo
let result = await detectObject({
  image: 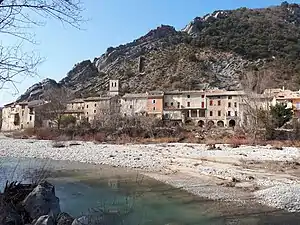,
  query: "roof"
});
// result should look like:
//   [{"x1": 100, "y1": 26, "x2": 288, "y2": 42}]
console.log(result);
[
  {"x1": 84, "y1": 96, "x2": 112, "y2": 101},
  {"x1": 147, "y1": 91, "x2": 164, "y2": 97},
  {"x1": 164, "y1": 90, "x2": 206, "y2": 95},
  {"x1": 122, "y1": 93, "x2": 148, "y2": 99},
  {"x1": 69, "y1": 98, "x2": 84, "y2": 103},
  {"x1": 206, "y1": 90, "x2": 245, "y2": 96},
  {"x1": 28, "y1": 100, "x2": 45, "y2": 107},
  {"x1": 4, "y1": 102, "x2": 16, "y2": 107}
]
